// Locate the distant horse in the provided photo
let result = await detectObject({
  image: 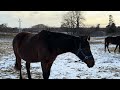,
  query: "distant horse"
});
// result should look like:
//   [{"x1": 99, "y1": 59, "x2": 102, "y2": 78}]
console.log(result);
[
  {"x1": 13, "y1": 30, "x2": 95, "y2": 79},
  {"x1": 105, "y1": 36, "x2": 120, "y2": 53}
]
